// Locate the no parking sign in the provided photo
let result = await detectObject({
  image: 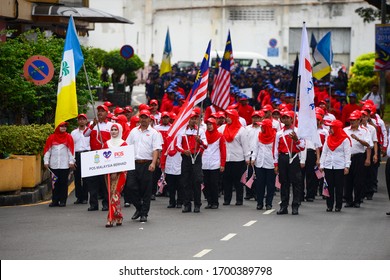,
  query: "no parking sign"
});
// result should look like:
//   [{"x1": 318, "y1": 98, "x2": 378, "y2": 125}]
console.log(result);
[{"x1": 23, "y1": 55, "x2": 54, "y2": 85}]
